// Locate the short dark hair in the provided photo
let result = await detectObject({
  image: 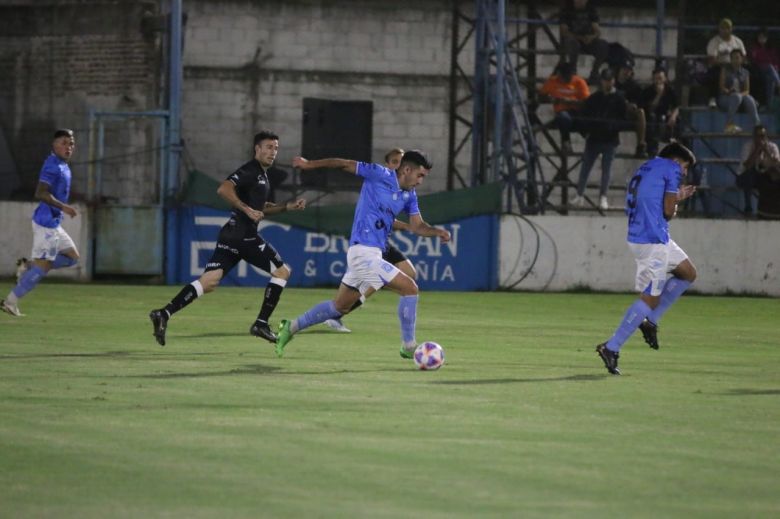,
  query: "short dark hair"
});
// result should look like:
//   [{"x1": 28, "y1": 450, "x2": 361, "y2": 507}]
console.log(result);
[
  {"x1": 658, "y1": 141, "x2": 696, "y2": 166},
  {"x1": 753, "y1": 124, "x2": 767, "y2": 135},
  {"x1": 400, "y1": 149, "x2": 433, "y2": 169},
  {"x1": 556, "y1": 61, "x2": 575, "y2": 77},
  {"x1": 53, "y1": 129, "x2": 74, "y2": 140},
  {"x1": 253, "y1": 130, "x2": 279, "y2": 146}
]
